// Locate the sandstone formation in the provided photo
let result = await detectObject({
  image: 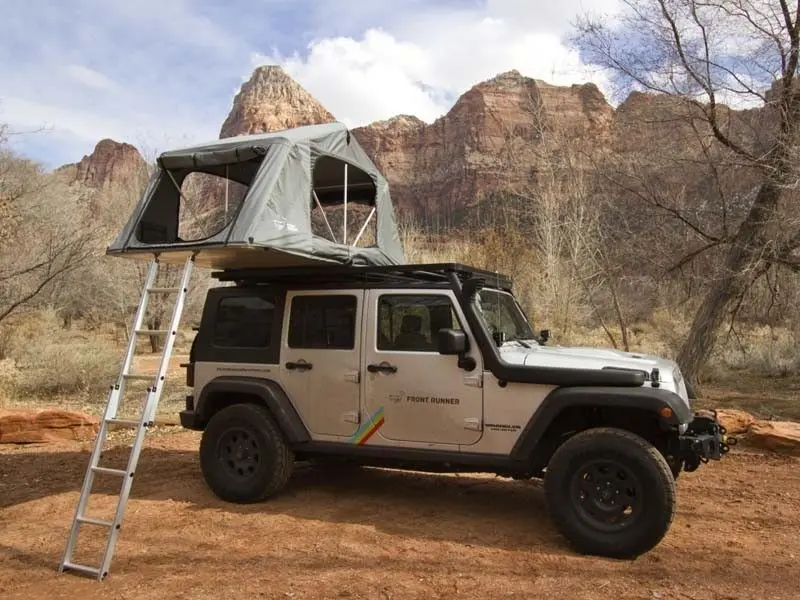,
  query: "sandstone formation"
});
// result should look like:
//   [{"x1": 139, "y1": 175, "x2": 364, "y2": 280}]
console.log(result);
[
  {"x1": 353, "y1": 70, "x2": 614, "y2": 222},
  {"x1": 715, "y1": 409, "x2": 756, "y2": 435},
  {"x1": 748, "y1": 421, "x2": 800, "y2": 456},
  {"x1": 219, "y1": 65, "x2": 336, "y2": 138},
  {"x1": 0, "y1": 408, "x2": 99, "y2": 444},
  {"x1": 55, "y1": 65, "x2": 775, "y2": 232},
  {"x1": 58, "y1": 138, "x2": 148, "y2": 189},
  {"x1": 696, "y1": 408, "x2": 800, "y2": 457}
]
